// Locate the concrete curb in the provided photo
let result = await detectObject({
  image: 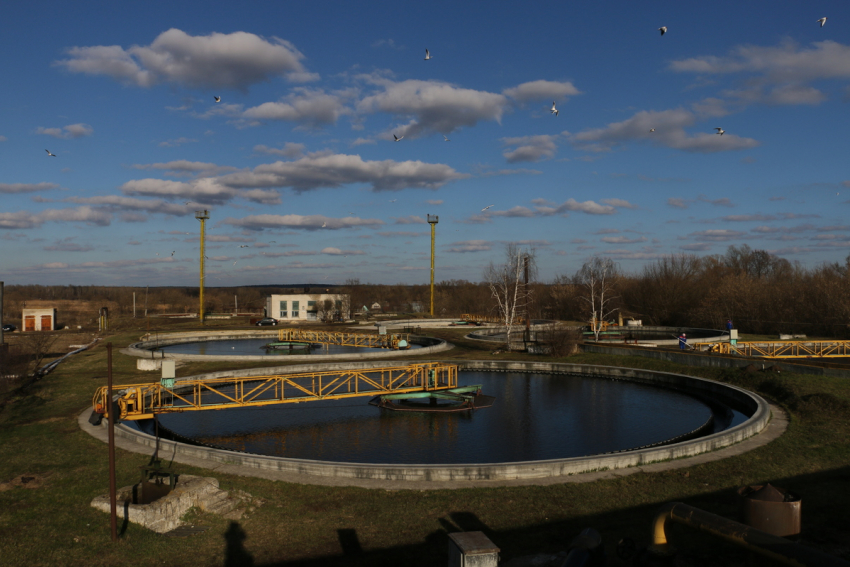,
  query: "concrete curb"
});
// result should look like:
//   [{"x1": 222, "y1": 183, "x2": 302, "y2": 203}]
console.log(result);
[{"x1": 78, "y1": 361, "x2": 777, "y2": 488}]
